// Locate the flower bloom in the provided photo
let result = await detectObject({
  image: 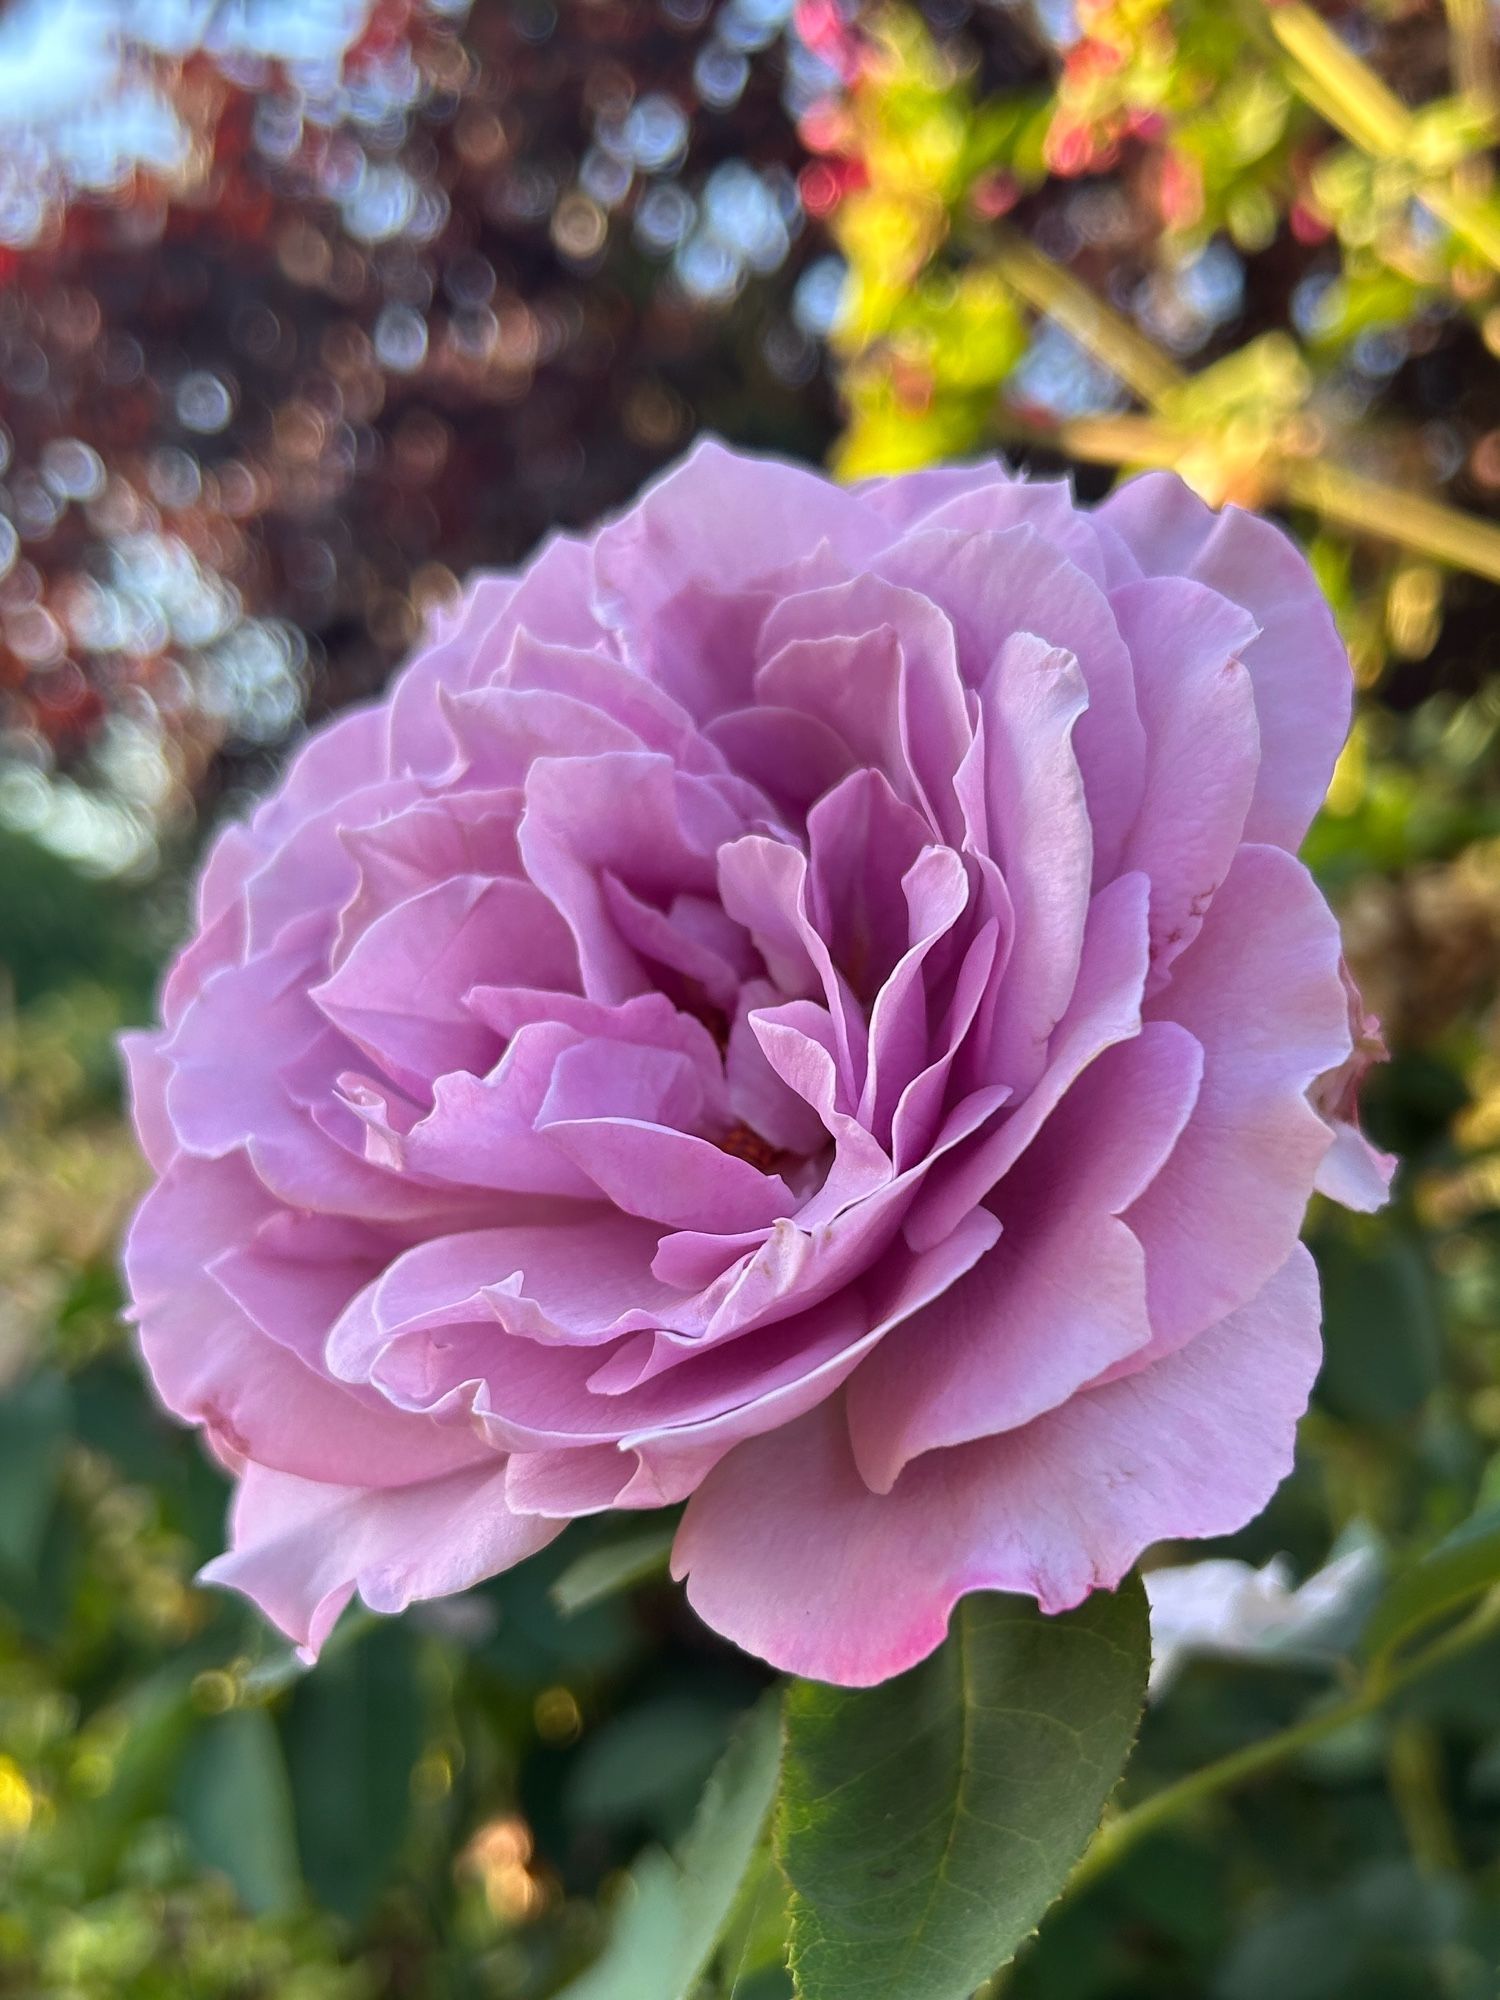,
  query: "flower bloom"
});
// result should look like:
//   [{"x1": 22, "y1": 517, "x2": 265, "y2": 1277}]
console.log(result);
[
  {"x1": 1145, "y1": 1544, "x2": 1381, "y2": 1697},
  {"x1": 123, "y1": 444, "x2": 1392, "y2": 1686}
]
